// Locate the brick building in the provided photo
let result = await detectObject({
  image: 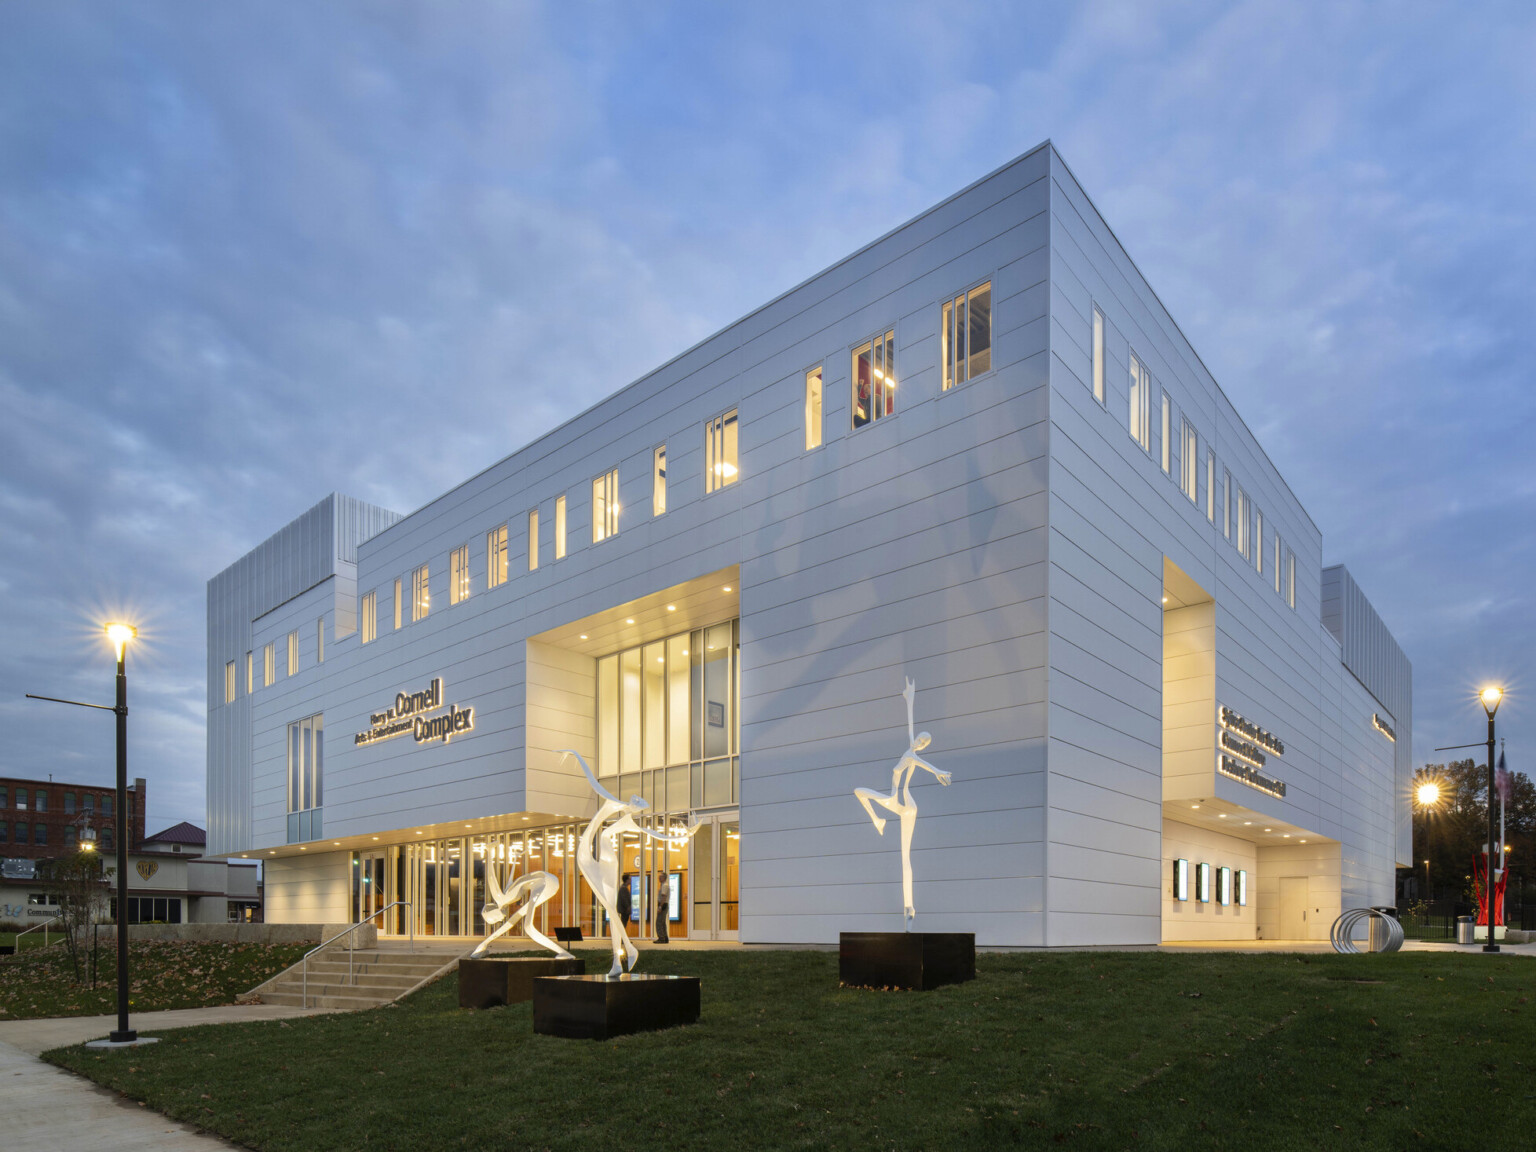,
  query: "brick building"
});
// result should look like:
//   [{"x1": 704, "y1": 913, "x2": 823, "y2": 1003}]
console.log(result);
[{"x1": 0, "y1": 775, "x2": 147, "y2": 858}]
